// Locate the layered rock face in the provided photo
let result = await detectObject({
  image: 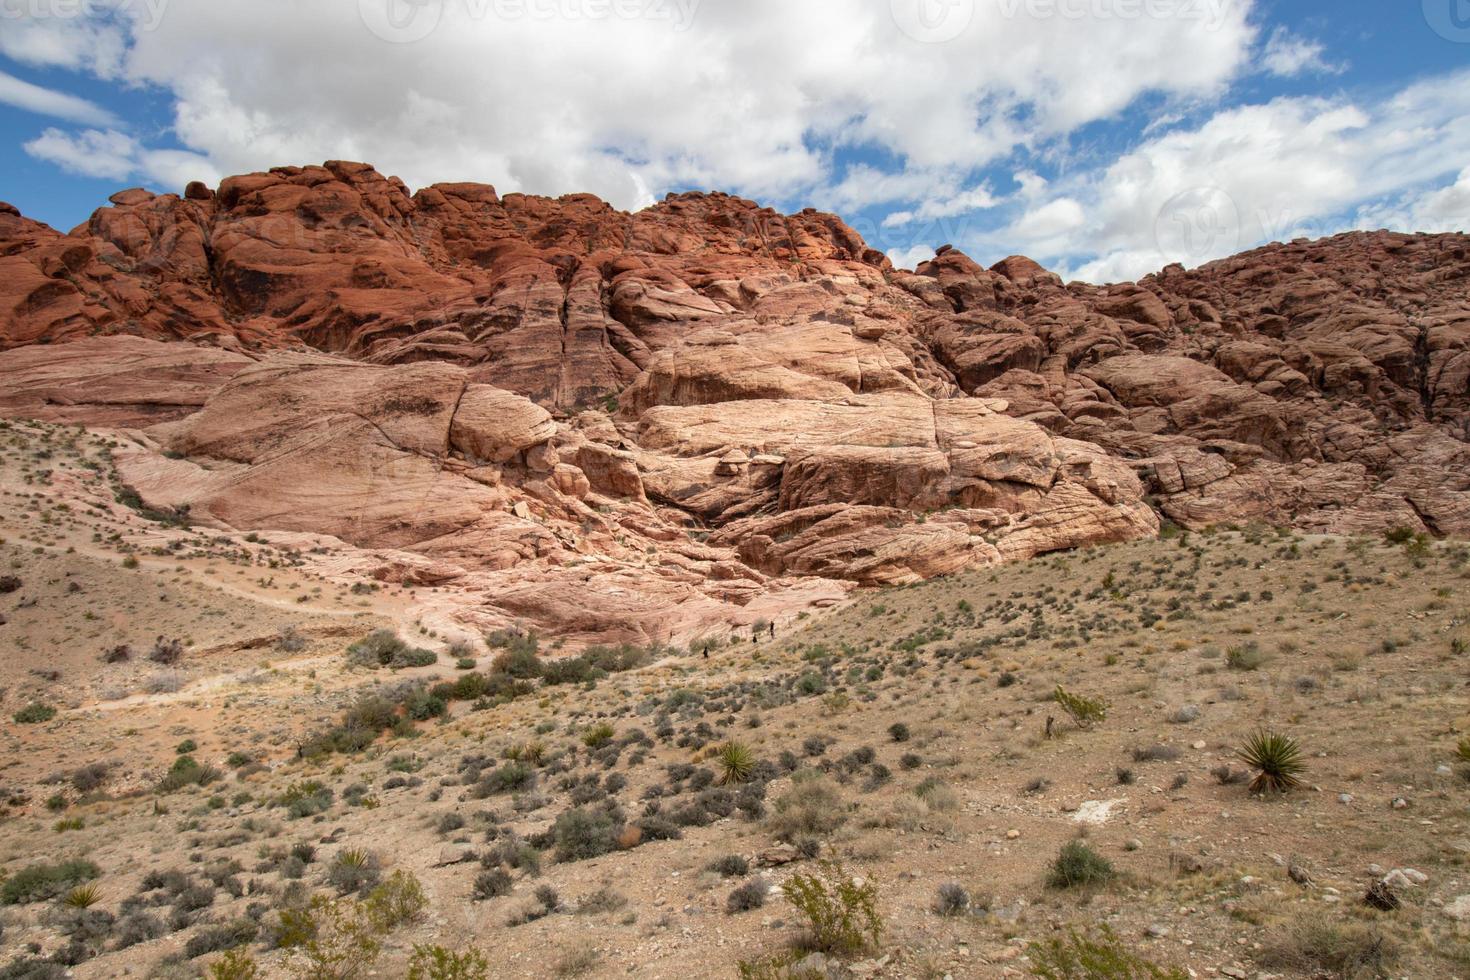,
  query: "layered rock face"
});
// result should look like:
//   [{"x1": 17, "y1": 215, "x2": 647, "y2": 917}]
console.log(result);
[{"x1": 2, "y1": 162, "x2": 1467, "y2": 639}]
